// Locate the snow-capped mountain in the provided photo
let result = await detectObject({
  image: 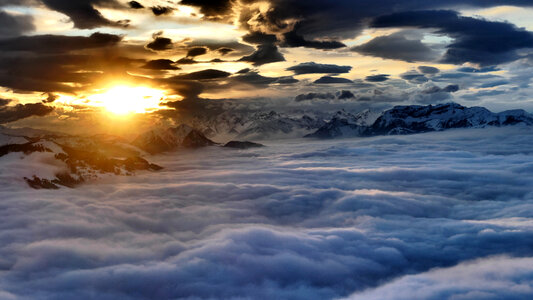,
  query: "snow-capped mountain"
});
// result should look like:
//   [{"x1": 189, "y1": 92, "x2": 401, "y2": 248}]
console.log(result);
[
  {"x1": 186, "y1": 111, "x2": 326, "y2": 141},
  {"x1": 305, "y1": 109, "x2": 380, "y2": 138},
  {"x1": 370, "y1": 103, "x2": 533, "y2": 135},
  {"x1": 307, "y1": 103, "x2": 533, "y2": 138},
  {"x1": 0, "y1": 131, "x2": 162, "y2": 189}
]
